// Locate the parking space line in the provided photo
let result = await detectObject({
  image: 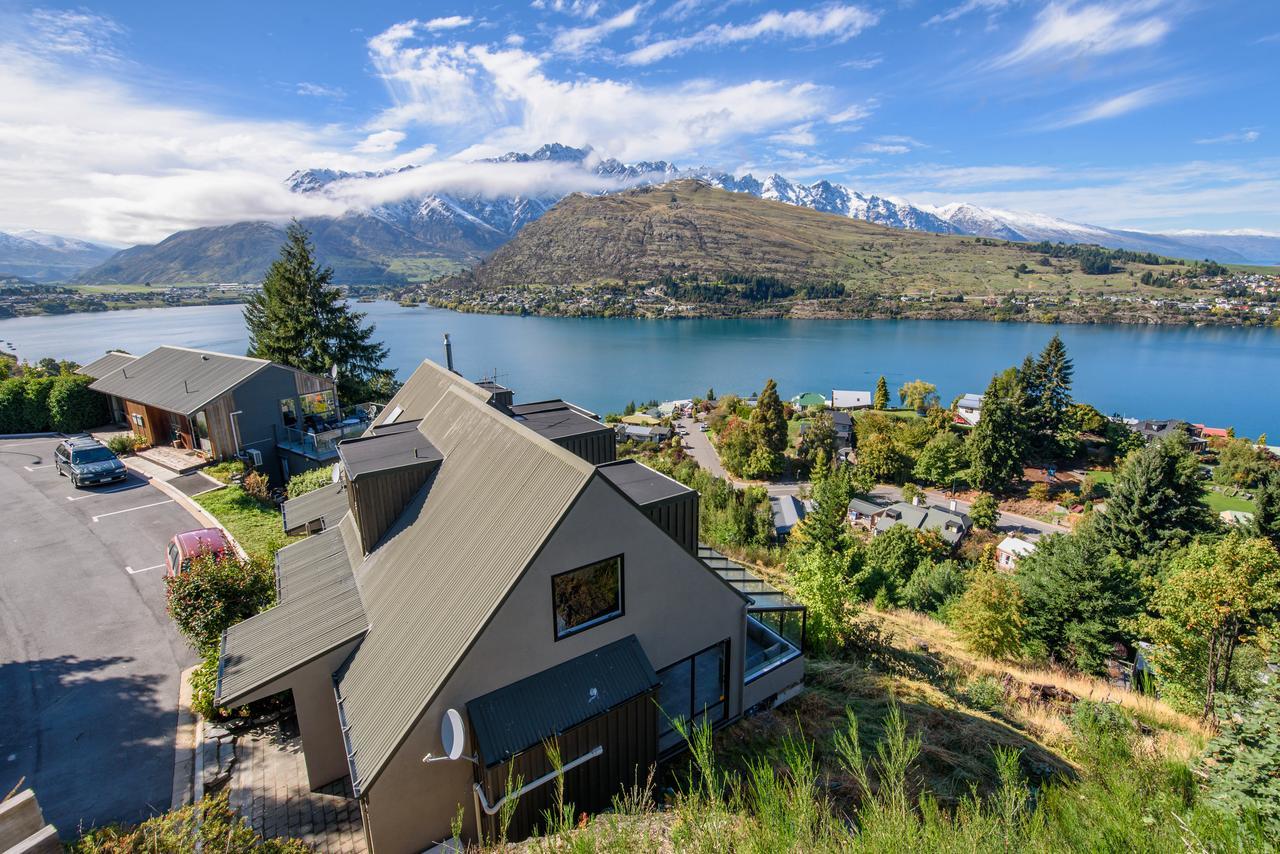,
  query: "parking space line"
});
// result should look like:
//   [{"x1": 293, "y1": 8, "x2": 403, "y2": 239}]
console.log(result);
[
  {"x1": 92, "y1": 499, "x2": 174, "y2": 522},
  {"x1": 125, "y1": 564, "x2": 165, "y2": 575},
  {"x1": 23, "y1": 464, "x2": 54, "y2": 471},
  {"x1": 67, "y1": 483, "x2": 147, "y2": 501}
]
